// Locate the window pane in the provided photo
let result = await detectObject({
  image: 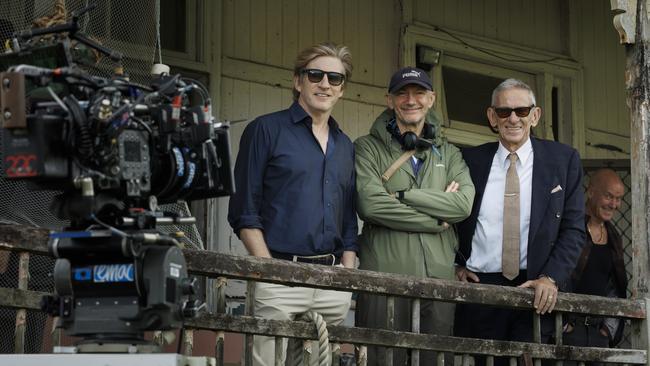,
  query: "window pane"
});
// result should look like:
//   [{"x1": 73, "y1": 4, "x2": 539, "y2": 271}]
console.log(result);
[
  {"x1": 443, "y1": 67, "x2": 502, "y2": 127},
  {"x1": 160, "y1": 0, "x2": 187, "y2": 53}
]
